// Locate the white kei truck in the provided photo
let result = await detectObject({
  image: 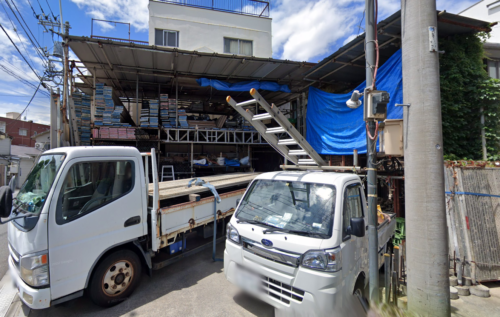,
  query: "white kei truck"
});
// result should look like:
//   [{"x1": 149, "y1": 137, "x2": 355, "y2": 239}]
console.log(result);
[
  {"x1": 0, "y1": 146, "x2": 257, "y2": 309},
  {"x1": 223, "y1": 90, "x2": 396, "y2": 316}
]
